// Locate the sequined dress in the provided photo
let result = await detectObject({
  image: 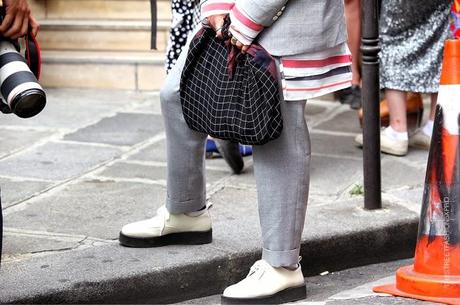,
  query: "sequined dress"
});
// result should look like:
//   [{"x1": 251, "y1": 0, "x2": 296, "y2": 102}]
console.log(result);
[{"x1": 379, "y1": 0, "x2": 452, "y2": 93}]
